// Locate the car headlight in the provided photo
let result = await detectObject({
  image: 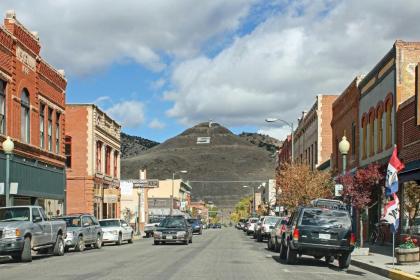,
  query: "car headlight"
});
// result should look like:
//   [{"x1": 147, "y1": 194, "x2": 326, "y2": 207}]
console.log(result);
[
  {"x1": 112, "y1": 230, "x2": 119, "y2": 235},
  {"x1": 177, "y1": 231, "x2": 186, "y2": 236},
  {"x1": 154, "y1": 231, "x2": 162, "y2": 237},
  {"x1": 3, "y1": 228, "x2": 21, "y2": 238}
]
